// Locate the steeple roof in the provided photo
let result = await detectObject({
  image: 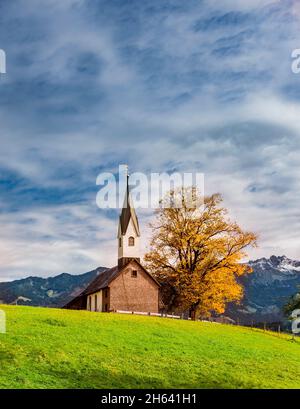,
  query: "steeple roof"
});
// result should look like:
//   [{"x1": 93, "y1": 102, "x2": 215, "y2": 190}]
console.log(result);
[{"x1": 119, "y1": 172, "x2": 140, "y2": 236}]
